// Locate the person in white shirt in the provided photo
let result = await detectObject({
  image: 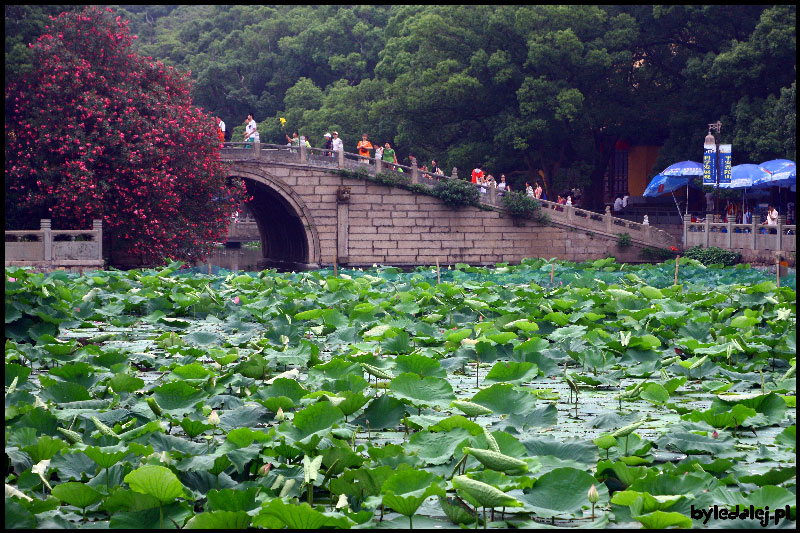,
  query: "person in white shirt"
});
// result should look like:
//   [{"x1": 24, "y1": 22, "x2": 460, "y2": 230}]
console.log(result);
[
  {"x1": 613, "y1": 195, "x2": 623, "y2": 212},
  {"x1": 331, "y1": 131, "x2": 343, "y2": 153},
  {"x1": 766, "y1": 205, "x2": 779, "y2": 226},
  {"x1": 218, "y1": 118, "x2": 225, "y2": 136},
  {"x1": 244, "y1": 114, "x2": 258, "y2": 144}
]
